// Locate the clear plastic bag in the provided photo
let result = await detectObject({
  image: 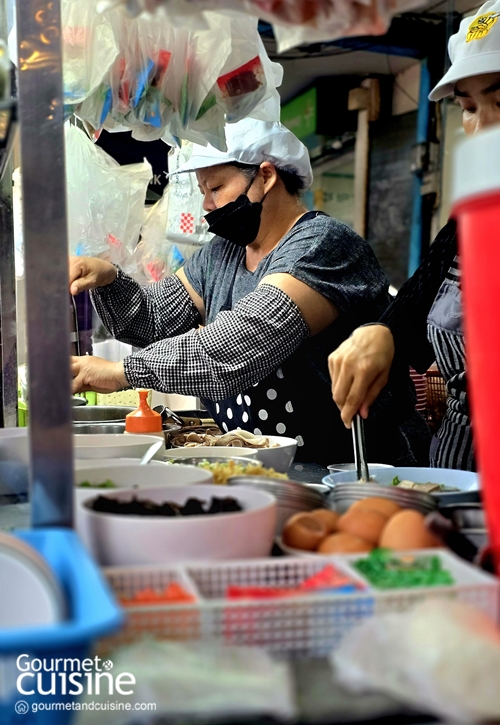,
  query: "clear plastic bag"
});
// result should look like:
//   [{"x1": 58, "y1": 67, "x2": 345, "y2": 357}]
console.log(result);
[
  {"x1": 139, "y1": 188, "x2": 172, "y2": 281},
  {"x1": 333, "y1": 599, "x2": 500, "y2": 724},
  {"x1": 61, "y1": 0, "x2": 119, "y2": 110},
  {"x1": 97, "y1": 0, "x2": 421, "y2": 52},
  {"x1": 75, "y1": 4, "x2": 281, "y2": 145},
  {"x1": 166, "y1": 144, "x2": 213, "y2": 248},
  {"x1": 139, "y1": 144, "x2": 212, "y2": 282},
  {"x1": 65, "y1": 123, "x2": 151, "y2": 265}
]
